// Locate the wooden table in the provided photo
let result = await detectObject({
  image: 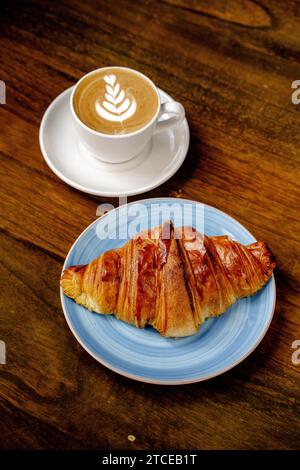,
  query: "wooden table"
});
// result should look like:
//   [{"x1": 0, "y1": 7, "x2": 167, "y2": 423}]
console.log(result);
[{"x1": 1, "y1": 0, "x2": 300, "y2": 450}]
